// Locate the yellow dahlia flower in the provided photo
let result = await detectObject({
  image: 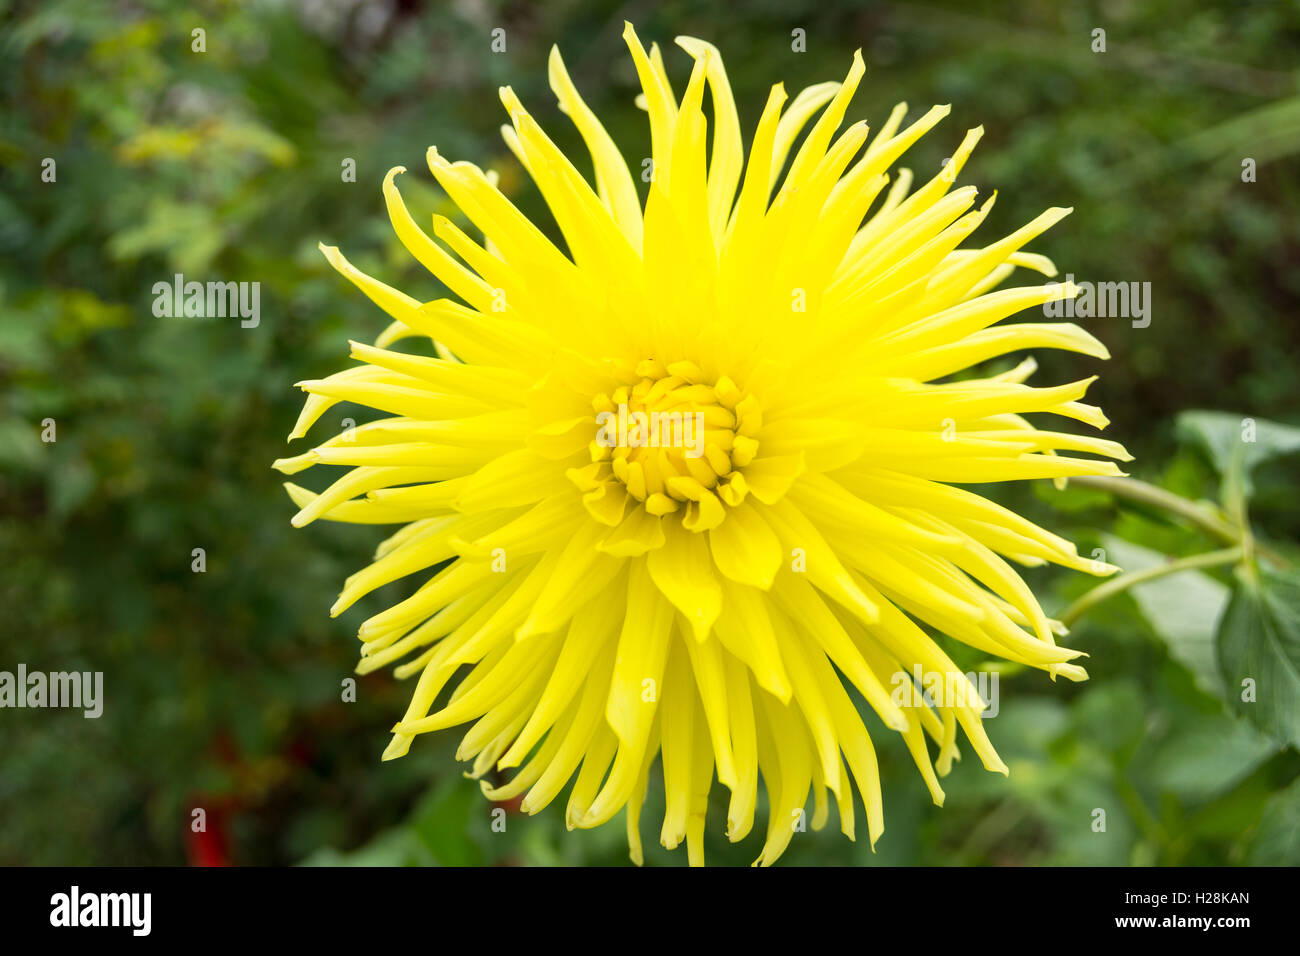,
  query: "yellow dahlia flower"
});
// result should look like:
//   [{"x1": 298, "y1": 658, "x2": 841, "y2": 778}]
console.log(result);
[{"x1": 277, "y1": 25, "x2": 1129, "y2": 866}]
